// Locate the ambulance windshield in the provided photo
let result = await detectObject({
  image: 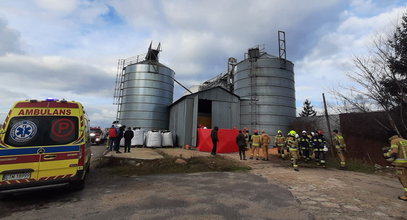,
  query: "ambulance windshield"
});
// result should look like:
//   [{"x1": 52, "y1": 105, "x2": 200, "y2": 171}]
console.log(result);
[
  {"x1": 5, "y1": 116, "x2": 79, "y2": 147},
  {"x1": 90, "y1": 128, "x2": 102, "y2": 134}
]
